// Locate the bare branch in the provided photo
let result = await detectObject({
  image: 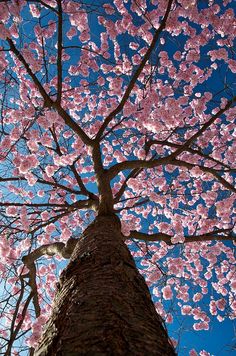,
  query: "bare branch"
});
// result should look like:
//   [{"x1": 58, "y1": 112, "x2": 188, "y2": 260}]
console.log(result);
[
  {"x1": 5, "y1": 285, "x2": 34, "y2": 356},
  {"x1": 129, "y1": 228, "x2": 235, "y2": 244},
  {"x1": 21, "y1": 238, "x2": 78, "y2": 318}
]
